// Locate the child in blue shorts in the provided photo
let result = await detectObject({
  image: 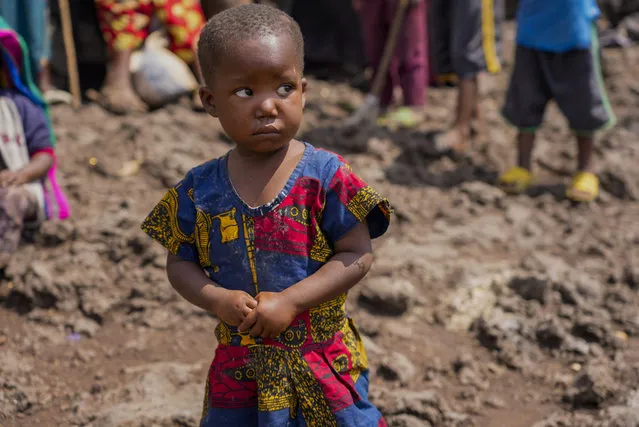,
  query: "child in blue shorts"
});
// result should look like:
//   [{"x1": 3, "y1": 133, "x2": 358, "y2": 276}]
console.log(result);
[{"x1": 499, "y1": 0, "x2": 616, "y2": 202}]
